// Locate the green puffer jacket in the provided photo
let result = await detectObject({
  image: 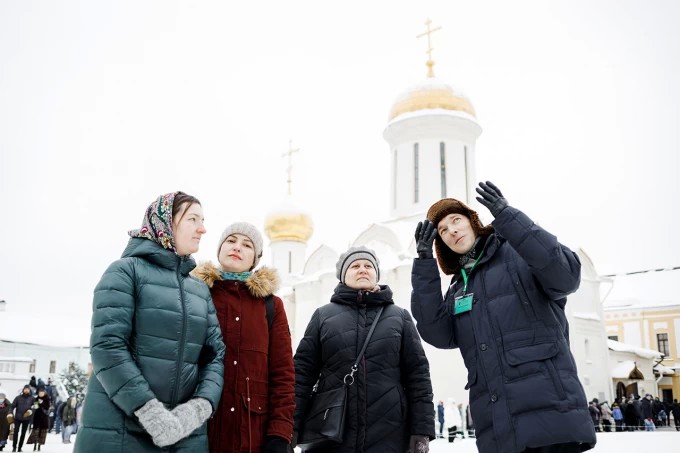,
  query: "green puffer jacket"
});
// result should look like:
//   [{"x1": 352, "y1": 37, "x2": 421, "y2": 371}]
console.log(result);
[{"x1": 74, "y1": 238, "x2": 226, "y2": 453}]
